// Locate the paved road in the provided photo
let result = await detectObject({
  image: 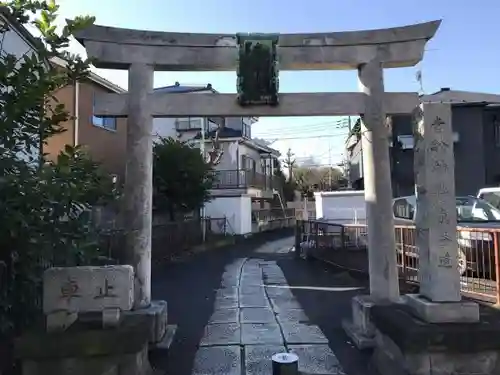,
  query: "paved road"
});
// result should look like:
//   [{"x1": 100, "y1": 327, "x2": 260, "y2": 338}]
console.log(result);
[{"x1": 152, "y1": 236, "x2": 375, "y2": 375}]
